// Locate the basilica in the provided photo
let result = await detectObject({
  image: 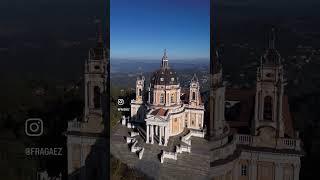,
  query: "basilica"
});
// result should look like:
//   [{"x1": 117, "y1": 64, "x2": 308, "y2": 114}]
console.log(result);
[{"x1": 131, "y1": 50, "x2": 205, "y2": 146}]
